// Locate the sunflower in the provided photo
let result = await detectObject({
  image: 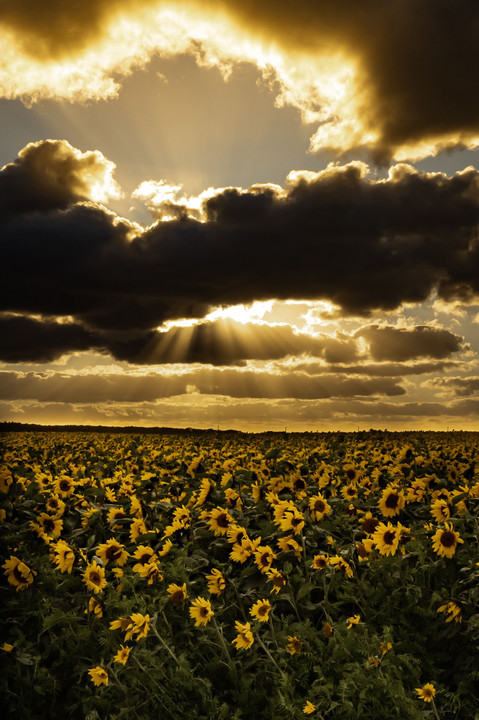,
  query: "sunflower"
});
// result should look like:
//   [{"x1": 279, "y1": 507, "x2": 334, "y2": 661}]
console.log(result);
[
  {"x1": 309, "y1": 493, "x2": 331, "y2": 521},
  {"x1": 208, "y1": 507, "x2": 234, "y2": 536},
  {"x1": 371, "y1": 521, "x2": 401, "y2": 556},
  {"x1": 88, "y1": 667, "x2": 109, "y2": 686},
  {"x1": 82, "y1": 561, "x2": 107, "y2": 594},
  {"x1": 158, "y1": 539, "x2": 173, "y2": 556},
  {"x1": 113, "y1": 645, "x2": 131, "y2": 665},
  {"x1": 378, "y1": 485, "x2": 405, "y2": 517},
  {"x1": 250, "y1": 599, "x2": 271, "y2": 623},
  {"x1": 86, "y1": 596, "x2": 103, "y2": 617},
  {"x1": 329, "y1": 555, "x2": 354, "y2": 578},
  {"x1": 107, "y1": 507, "x2": 128, "y2": 526},
  {"x1": 35, "y1": 512, "x2": 63, "y2": 538},
  {"x1": 137, "y1": 561, "x2": 163, "y2": 584},
  {"x1": 322, "y1": 622, "x2": 333, "y2": 638},
  {"x1": 347, "y1": 614, "x2": 360, "y2": 629},
  {"x1": 167, "y1": 582, "x2": 188, "y2": 606},
  {"x1": 226, "y1": 525, "x2": 248, "y2": 545},
  {"x1": 195, "y1": 478, "x2": 214, "y2": 505},
  {"x1": 230, "y1": 541, "x2": 252, "y2": 563},
  {"x1": 54, "y1": 476, "x2": 75, "y2": 497},
  {"x1": 286, "y1": 635, "x2": 302, "y2": 655},
  {"x1": 189, "y1": 597, "x2": 214, "y2": 627},
  {"x1": 224, "y1": 488, "x2": 242, "y2": 509},
  {"x1": 431, "y1": 522, "x2": 464, "y2": 558},
  {"x1": 132, "y1": 545, "x2": 157, "y2": 573},
  {"x1": 105, "y1": 487, "x2": 117, "y2": 502},
  {"x1": 2, "y1": 555, "x2": 35, "y2": 591},
  {"x1": 231, "y1": 620, "x2": 254, "y2": 650},
  {"x1": 0, "y1": 468, "x2": 13, "y2": 494},
  {"x1": 127, "y1": 613, "x2": 150, "y2": 641},
  {"x1": 252, "y1": 483, "x2": 263, "y2": 502},
  {"x1": 303, "y1": 700, "x2": 316, "y2": 715},
  {"x1": 277, "y1": 535, "x2": 302, "y2": 557},
  {"x1": 129, "y1": 518, "x2": 148, "y2": 543},
  {"x1": 254, "y1": 545, "x2": 277, "y2": 573},
  {"x1": 406, "y1": 479, "x2": 427, "y2": 502},
  {"x1": 430, "y1": 499, "x2": 451, "y2": 523},
  {"x1": 45, "y1": 495, "x2": 66, "y2": 516},
  {"x1": 279, "y1": 510, "x2": 305, "y2": 535},
  {"x1": 97, "y1": 538, "x2": 129, "y2": 567},
  {"x1": 341, "y1": 483, "x2": 358, "y2": 501},
  {"x1": 437, "y1": 600, "x2": 462, "y2": 623},
  {"x1": 311, "y1": 554, "x2": 329, "y2": 570},
  {"x1": 343, "y1": 465, "x2": 359, "y2": 483},
  {"x1": 51, "y1": 539, "x2": 75, "y2": 574},
  {"x1": 359, "y1": 511, "x2": 380, "y2": 535},
  {"x1": 415, "y1": 683, "x2": 435, "y2": 702},
  {"x1": 266, "y1": 568, "x2": 287, "y2": 594},
  {"x1": 206, "y1": 568, "x2": 226, "y2": 595}
]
